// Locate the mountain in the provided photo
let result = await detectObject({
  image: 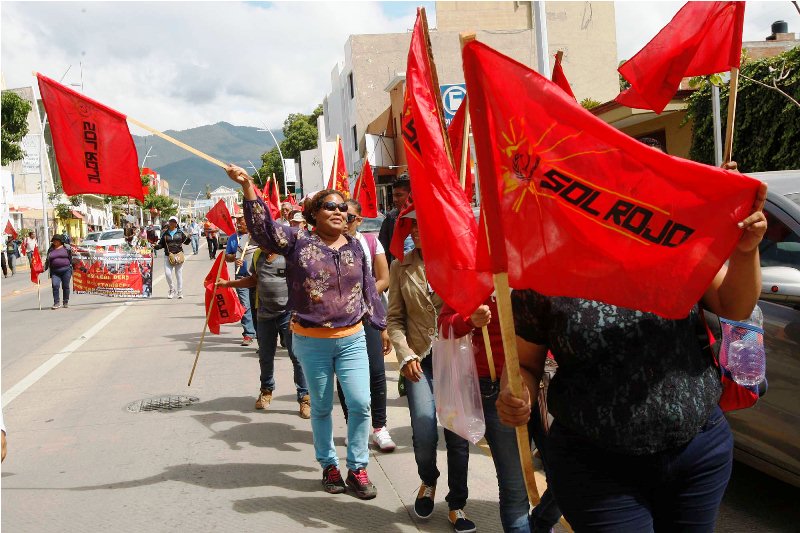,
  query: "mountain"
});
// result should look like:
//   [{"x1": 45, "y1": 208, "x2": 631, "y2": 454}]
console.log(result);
[{"x1": 132, "y1": 122, "x2": 283, "y2": 196}]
